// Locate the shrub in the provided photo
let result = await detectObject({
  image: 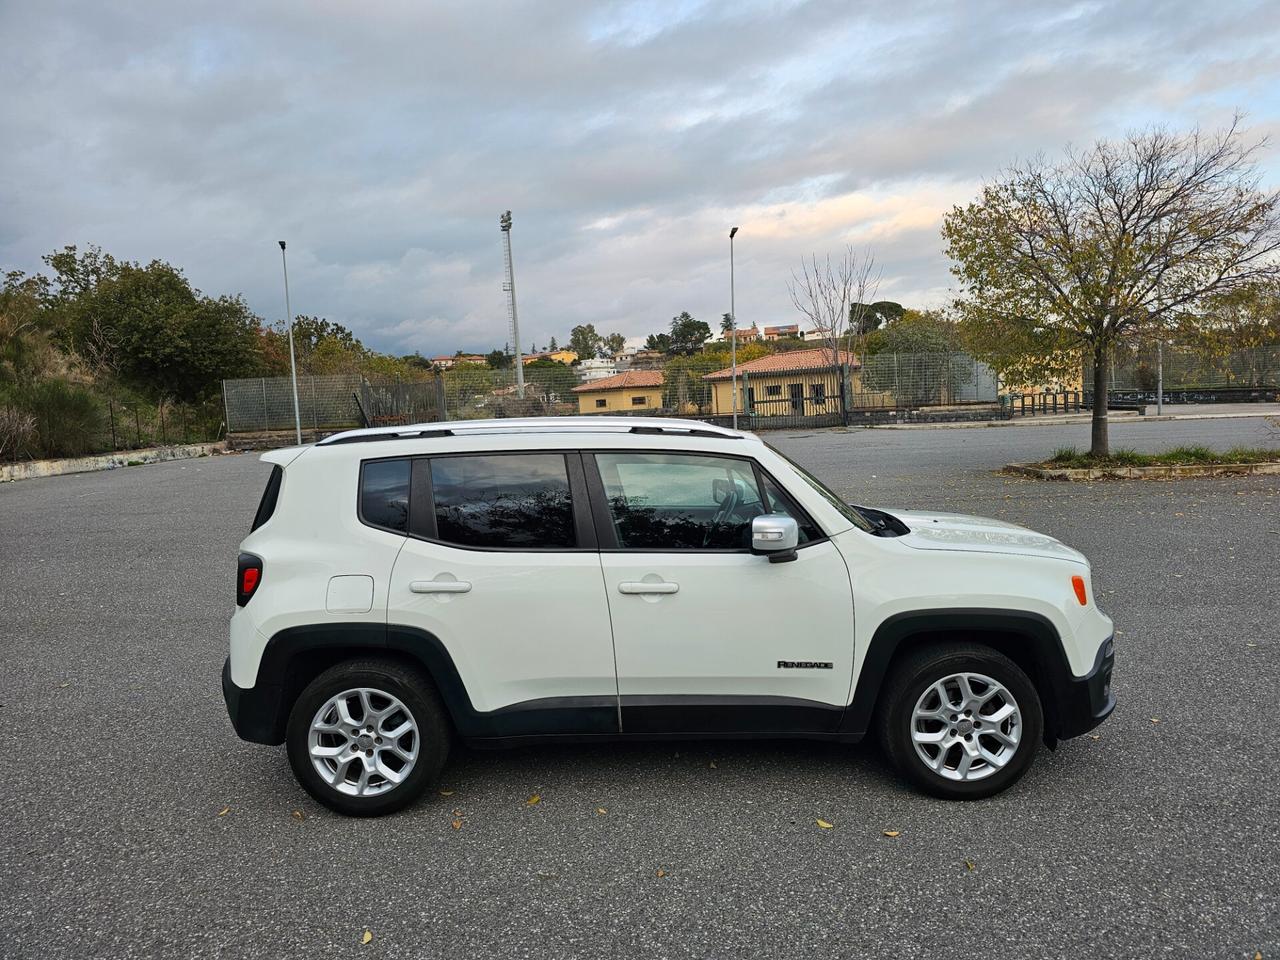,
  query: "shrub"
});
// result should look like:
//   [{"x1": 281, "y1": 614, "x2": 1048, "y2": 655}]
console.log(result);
[{"x1": 21, "y1": 379, "x2": 105, "y2": 458}]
